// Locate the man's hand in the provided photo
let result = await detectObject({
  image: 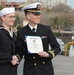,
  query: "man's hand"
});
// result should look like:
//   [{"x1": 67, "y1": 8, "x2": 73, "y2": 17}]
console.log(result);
[
  {"x1": 11, "y1": 55, "x2": 19, "y2": 65},
  {"x1": 38, "y1": 51, "x2": 49, "y2": 57}
]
